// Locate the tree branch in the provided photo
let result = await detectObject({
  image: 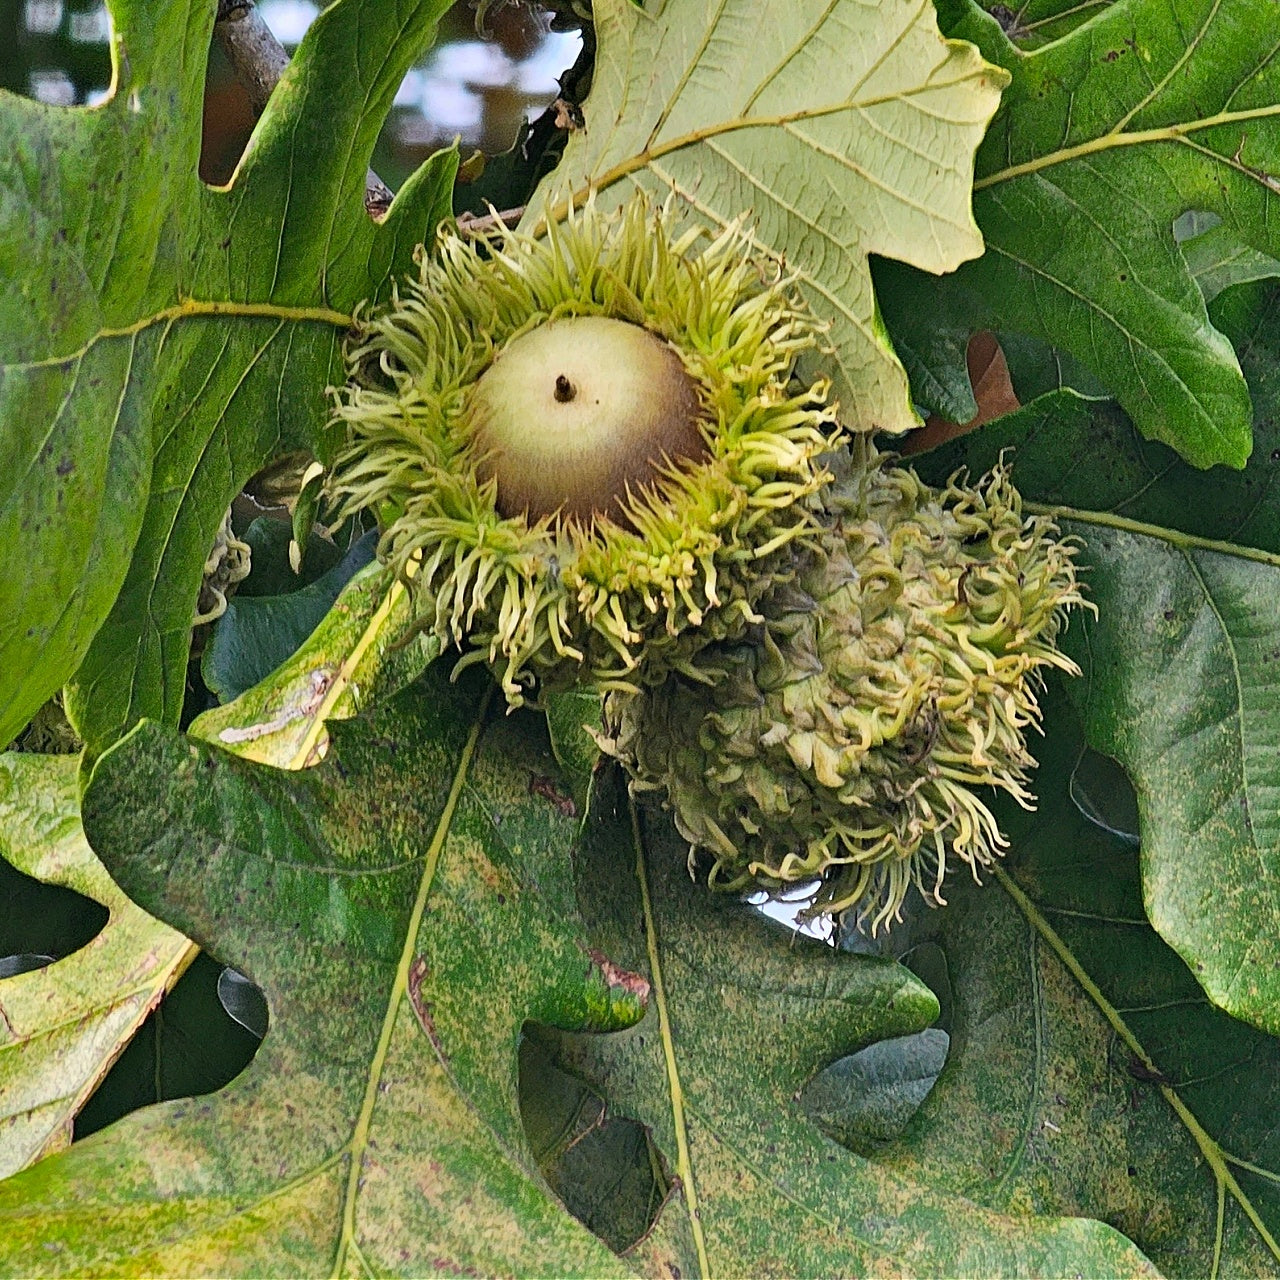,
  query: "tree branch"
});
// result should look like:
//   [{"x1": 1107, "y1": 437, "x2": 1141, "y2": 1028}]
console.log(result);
[
  {"x1": 455, "y1": 206, "x2": 526, "y2": 237},
  {"x1": 213, "y1": 0, "x2": 395, "y2": 217}
]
